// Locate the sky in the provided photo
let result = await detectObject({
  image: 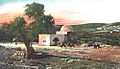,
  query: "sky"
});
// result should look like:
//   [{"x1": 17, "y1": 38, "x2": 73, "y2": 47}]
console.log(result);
[{"x1": 0, "y1": 0, "x2": 120, "y2": 24}]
